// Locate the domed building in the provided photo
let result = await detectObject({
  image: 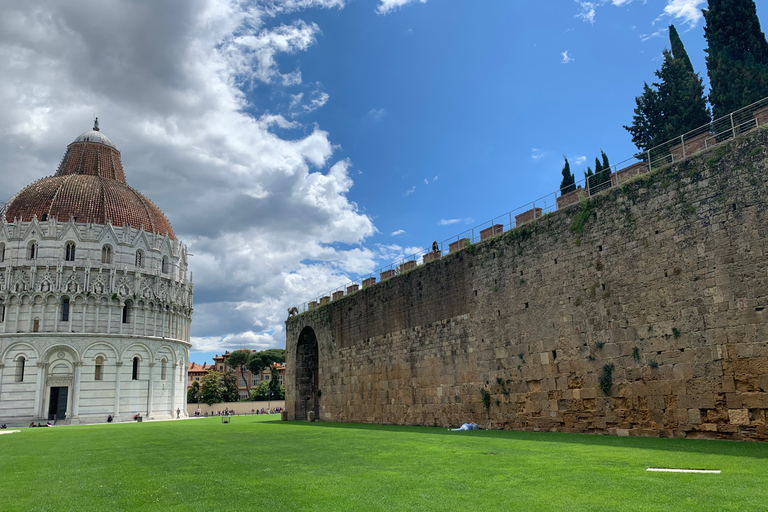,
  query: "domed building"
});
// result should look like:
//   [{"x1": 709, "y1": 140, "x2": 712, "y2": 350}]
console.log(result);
[{"x1": 0, "y1": 120, "x2": 193, "y2": 424}]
